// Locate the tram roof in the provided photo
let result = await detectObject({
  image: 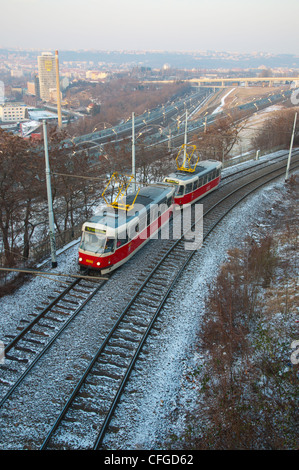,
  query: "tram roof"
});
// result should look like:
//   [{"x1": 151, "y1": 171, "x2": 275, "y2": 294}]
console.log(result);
[
  {"x1": 165, "y1": 160, "x2": 221, "y2": 183},
  {"x1": 84, "y1": 183, "x2": 174, "y2": 231}
]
